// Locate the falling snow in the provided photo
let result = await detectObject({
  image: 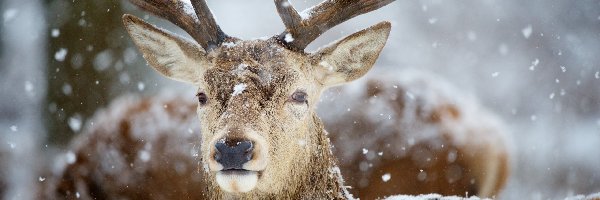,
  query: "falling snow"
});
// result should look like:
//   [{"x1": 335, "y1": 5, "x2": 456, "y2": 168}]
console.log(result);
[
  {"x1": 54, "y1": 48, "x2": 68, "y2": 62},
  {"x1": 428, "y1": 18, "x2": 438, "y2": 24},
  {"x1": 529, "y1": 58, "x2": 539, "y2": 71},
  {"x1": 522, "y1": 25, "x2": 533, "y2": 38},
  {"x1": 93, "y1": 50, "x2": 113, "y2": 71},
  {"x1": 65, "y1": 151, "x2": 77, "y2": 164},
  {"x1": 232, "y1": 83, "x2": 247, "y2": 96},
  {"x1": 51, "y1": 28, "x2": 60, "y2": 37},
  {"x1": 382, "y1": 173, "x2": 391, "y2": 182},
  {"x1": 139, "y1": 150, "x2": 151, "y2": 162},
  {"x1": 498, "y1": 43, "x2": 509, "y2": 55},
  {"x1": 25, "y1": 81, "x2": 34, "y2": 93},
  {"x1": 8, "y1": 142, "x2": 16, "y2": 149},
  {"x1": 284, "y1": 33, "x2": 294, "y2": 43},
  {"x1": 137, "y1": 82, "x2": 145, "y2": 91},
  {"x1": 68, "y1": 116, "x2": 82, "y2": 132},
  {"x1": 62, "y1": 83, "x2": 72, "y2": 95},
  {"x1": 2, "y1": 1, "x2": 600, "y2": 200},
  {"x1": 3, "y1": 9, "x2": 18, "y2": 23},
  {"x1": 467, "y1": 31, "x2": 477, "y2": 41},
  {"x1": 405, "y1": 92, "x2": 415, "y2": 100}
]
